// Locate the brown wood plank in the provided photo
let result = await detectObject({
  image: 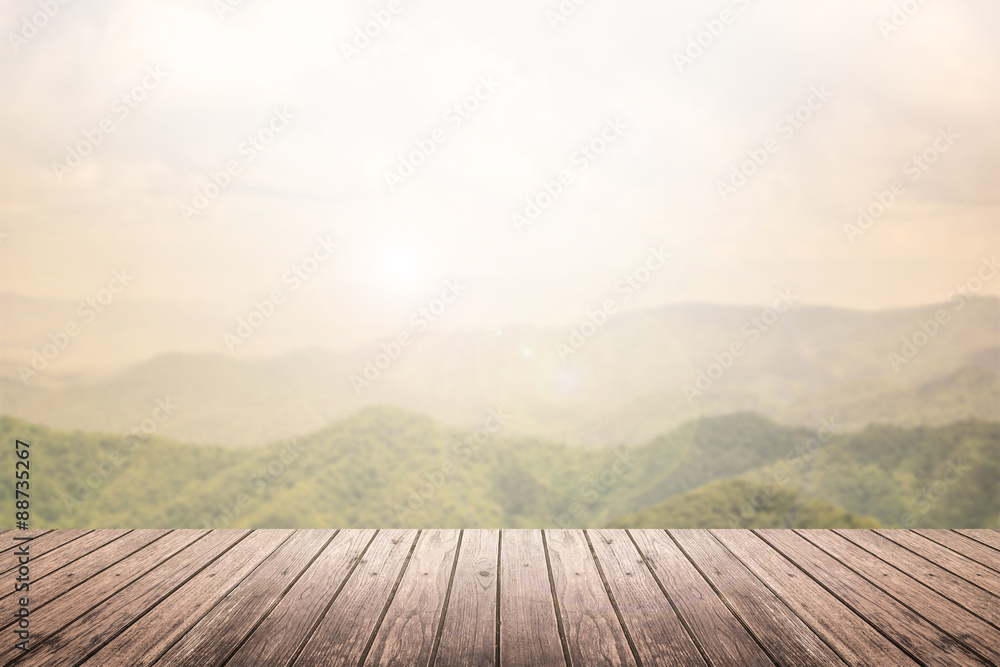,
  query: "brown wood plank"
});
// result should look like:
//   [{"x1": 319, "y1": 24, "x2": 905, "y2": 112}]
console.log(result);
[
  {"x1": 758, "y1": 529, "x2": 983, "y2": 667},
  {"x1": 293, "y1": 529, "x2": 419, "y2": 667},
  {"x1": 629, "y1": 530, "x2": 771, "y2": 667},
  {"x1": 0, "y1": 529, "x2": 52, "y2": 555},
  {"x1": 83, "y1": 529, "x2": 294, "y2": 666},
  {"x1": 545, "y1": 529, "x2": 636, "y2": 667},
  {"x1": 365, "y1": 529, "x2": 461, "y2": 666},
  {"x1": 14, "y1": 529, "x2": 248, "y2": 667},
  {"x1": 0, "y1": 530, "x2": 209, "y2": 666},
  {"x1": 225, "y1": 529, "x2": 377, "y2": 667},
  {"x1": 916, "y1": 530, "x2": 1000, "y2": 572},
  {"x1": 713, "y1": 530, "x2": 918, "y2": 666},
  {"x1": 498, "y1": 529, "x2": 565, "y2": 667},
  {"x1": 877, "y1": 529, "x2": 1000, "y2": 599},
  {"x1": 155, "y1": 530, "x2": 337, "y2": 667},
  {"x1": 837, "y1": 530, "x2": 1000, "y2": 626},
  {"x1": 1, "y1": 530, "x2": 88, "y2": 571},
  {"x1": 671, "y1": 529, "x2": 846, "y2": 666},
  {"x1": 0, "y1": 530, "x2": 170, "y2": 621},
  {"x1": 955, "y1": 529, "x2": 1000, "y2": 553},
  {"x1": 589, "y1": 530, "x2": 706, "y2": 667},
  {"x1": 433, "y1": 529, "x2": 498, "y2": 667},
  {"x1": 799, "y1": 529, "x2": 1000, "y2": 664},
  {"x1": 0, "y1": 530, "x2": 128, "y2": 598}
]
